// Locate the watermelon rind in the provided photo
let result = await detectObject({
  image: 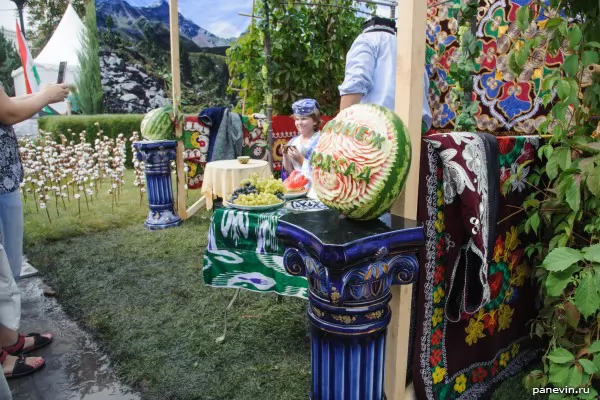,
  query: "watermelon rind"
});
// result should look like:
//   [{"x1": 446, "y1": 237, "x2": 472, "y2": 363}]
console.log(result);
[{"x1": 140, "y1": 107, "x2": 175, "y2": 141}]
